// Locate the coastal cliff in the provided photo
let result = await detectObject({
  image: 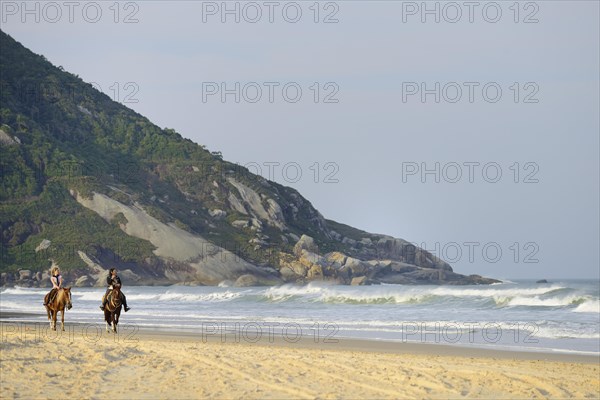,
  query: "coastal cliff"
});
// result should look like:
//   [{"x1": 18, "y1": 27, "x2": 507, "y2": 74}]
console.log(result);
[{"x1": 0, "y1": 31, "x2": 499, "y2": 287}]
